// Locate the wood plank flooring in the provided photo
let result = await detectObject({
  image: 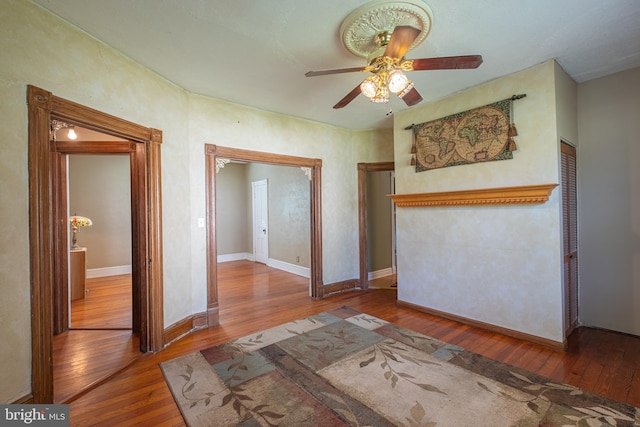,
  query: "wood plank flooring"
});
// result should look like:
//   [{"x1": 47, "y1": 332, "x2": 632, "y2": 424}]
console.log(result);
[
  {"x1": 54, "y1": 274, "x2": 138, "y2": 404},
  {"x1": 71, "y1": 274, "x2": 132, "y2": 329},
  {"x1": 54, "y1": 261, "x2": 639, "y2": 426}
]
